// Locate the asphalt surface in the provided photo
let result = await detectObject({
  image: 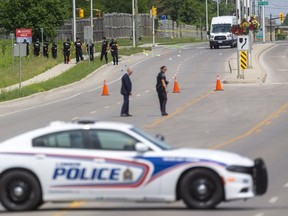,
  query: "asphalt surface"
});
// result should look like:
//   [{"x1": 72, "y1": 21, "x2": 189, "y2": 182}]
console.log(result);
[{"x1": 1, "y1": 42, "x2": 274, "y2": 93}]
